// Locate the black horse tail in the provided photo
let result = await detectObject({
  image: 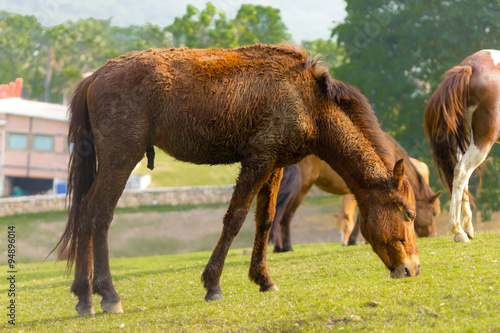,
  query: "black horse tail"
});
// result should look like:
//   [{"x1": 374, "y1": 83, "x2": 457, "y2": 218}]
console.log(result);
[
  {"x1": 269, "y1": 164, "x2": 302, "y2": 248},
  {"x1": 51, "y1": 75, "x2": 97, "y2": 272}
]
